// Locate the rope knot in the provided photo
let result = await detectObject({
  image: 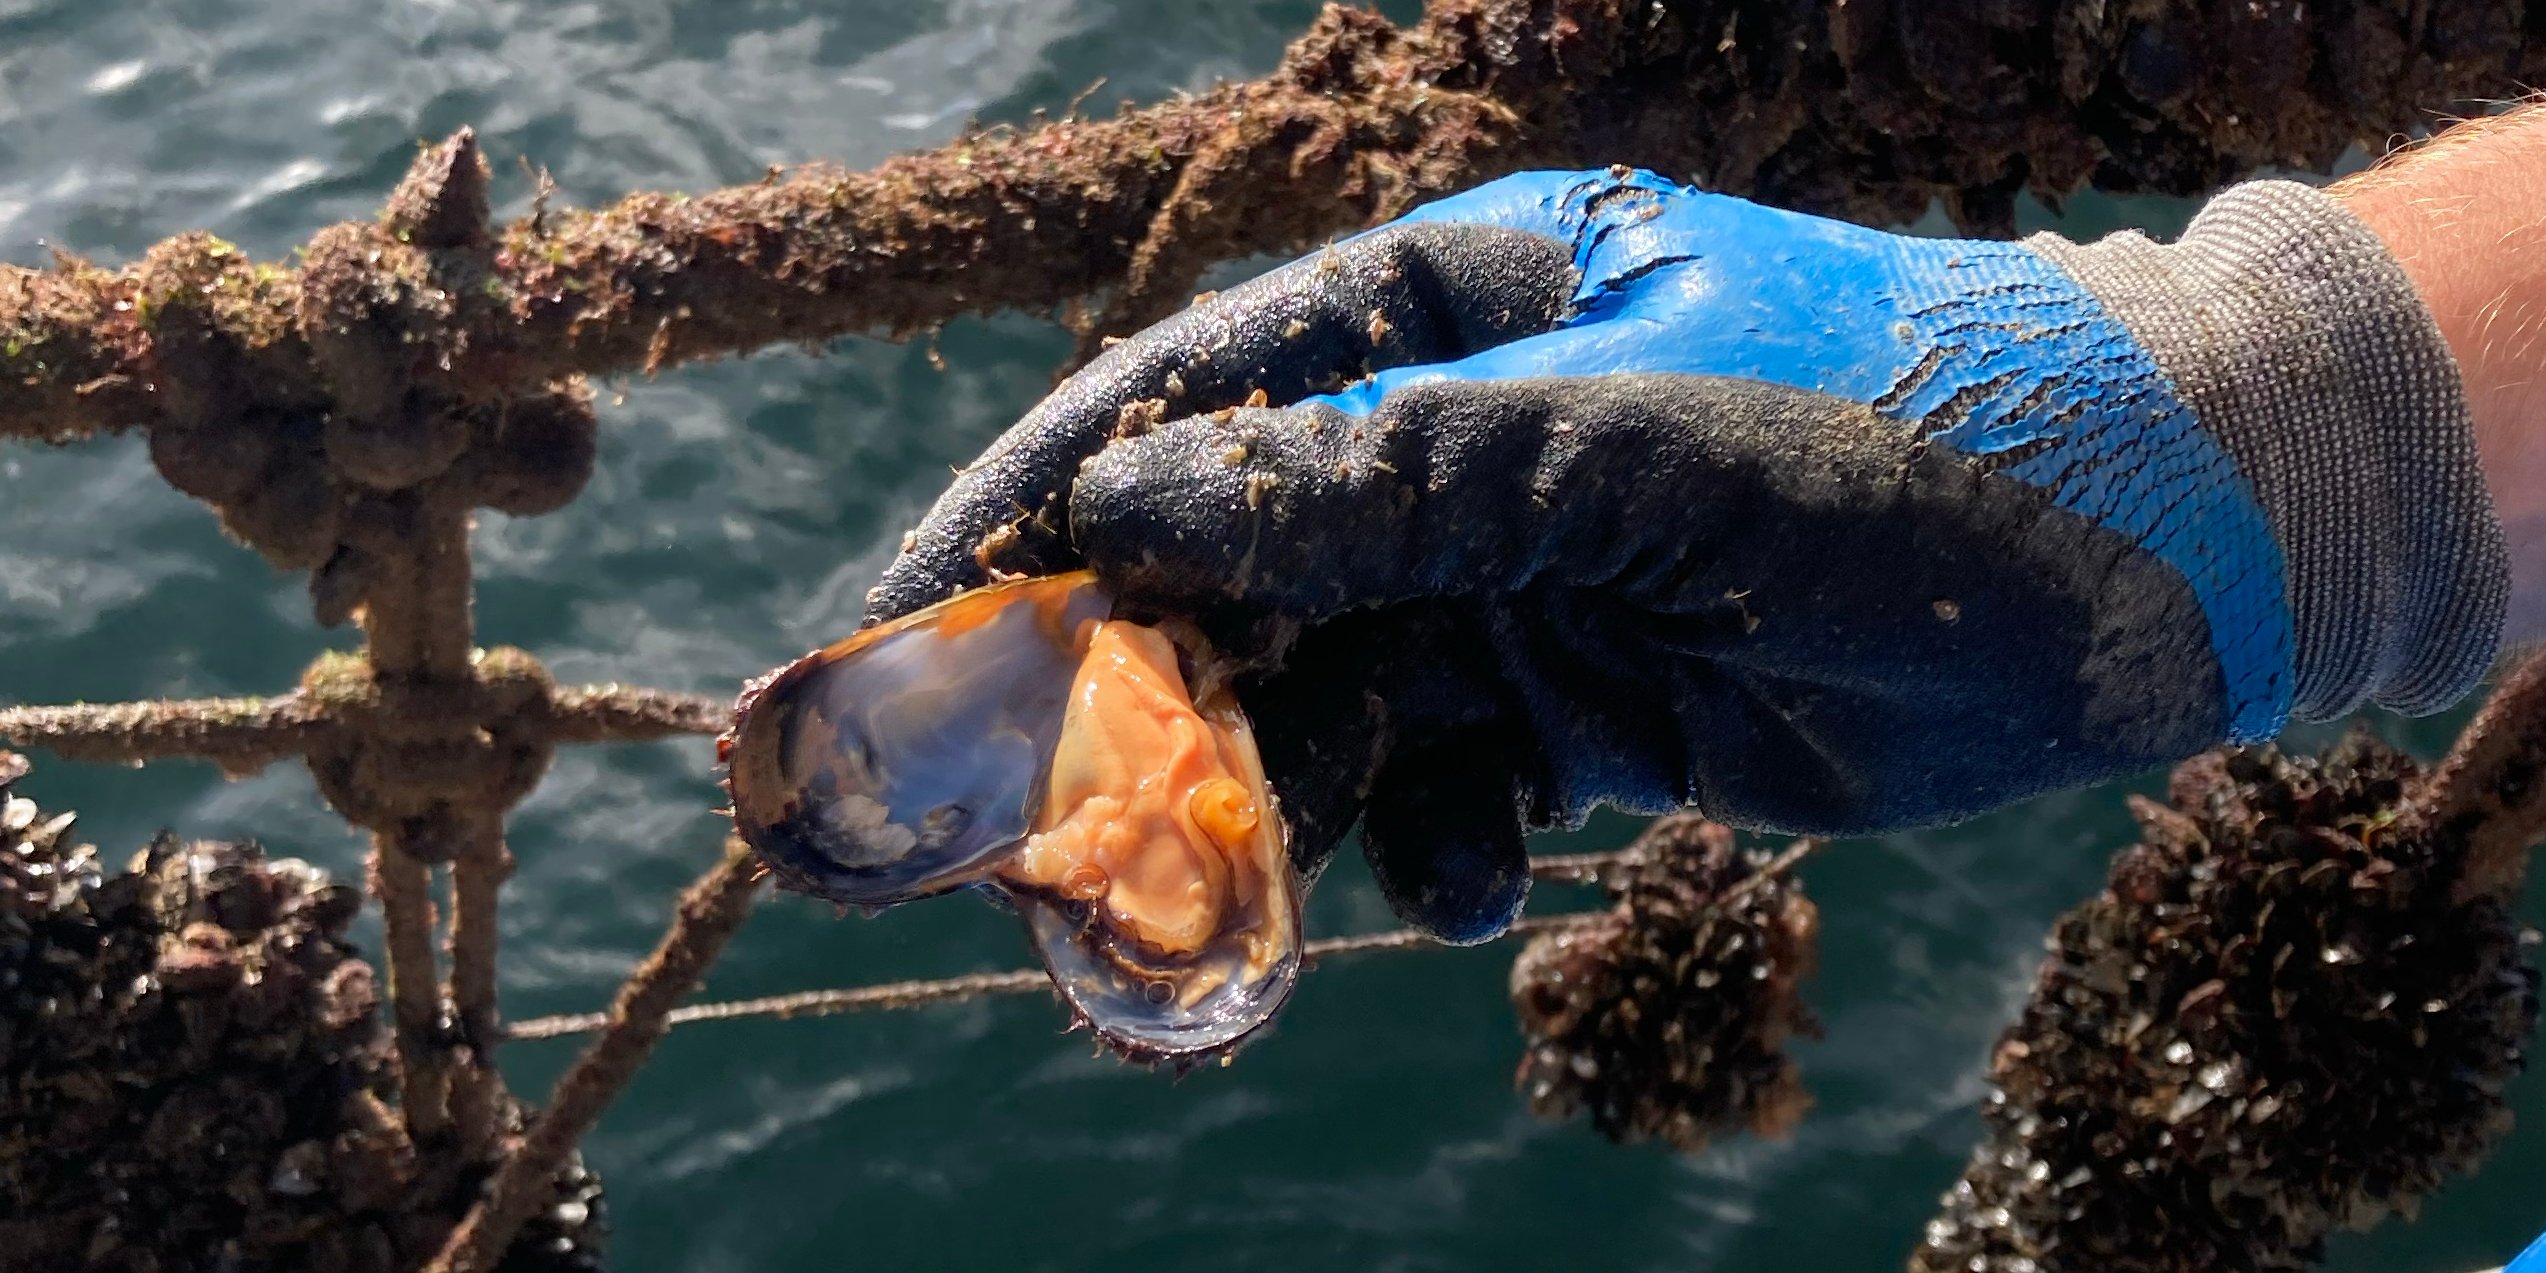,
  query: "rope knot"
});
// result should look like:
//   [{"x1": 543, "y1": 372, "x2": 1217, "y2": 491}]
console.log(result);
[{"x1": 296, "y1": 649, "x2": 558, "y2": 858}]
